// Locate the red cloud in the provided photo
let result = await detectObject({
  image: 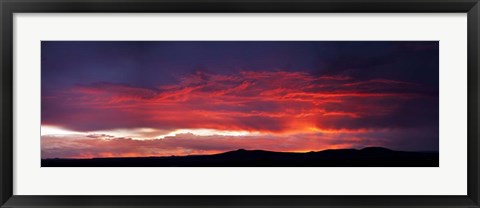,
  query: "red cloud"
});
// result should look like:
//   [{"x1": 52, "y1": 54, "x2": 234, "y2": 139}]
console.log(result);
[{"x1": 42, "y1": 71, "x2": 430, "y2": 134}]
